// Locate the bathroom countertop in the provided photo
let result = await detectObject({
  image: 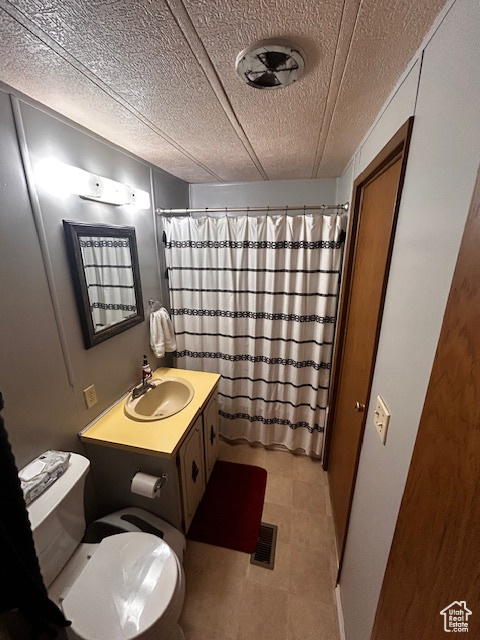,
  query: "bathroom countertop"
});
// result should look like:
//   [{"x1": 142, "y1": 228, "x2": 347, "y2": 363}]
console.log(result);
[{"x1": 79, "y1": 367, "x2": 220, "y2": 458}]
